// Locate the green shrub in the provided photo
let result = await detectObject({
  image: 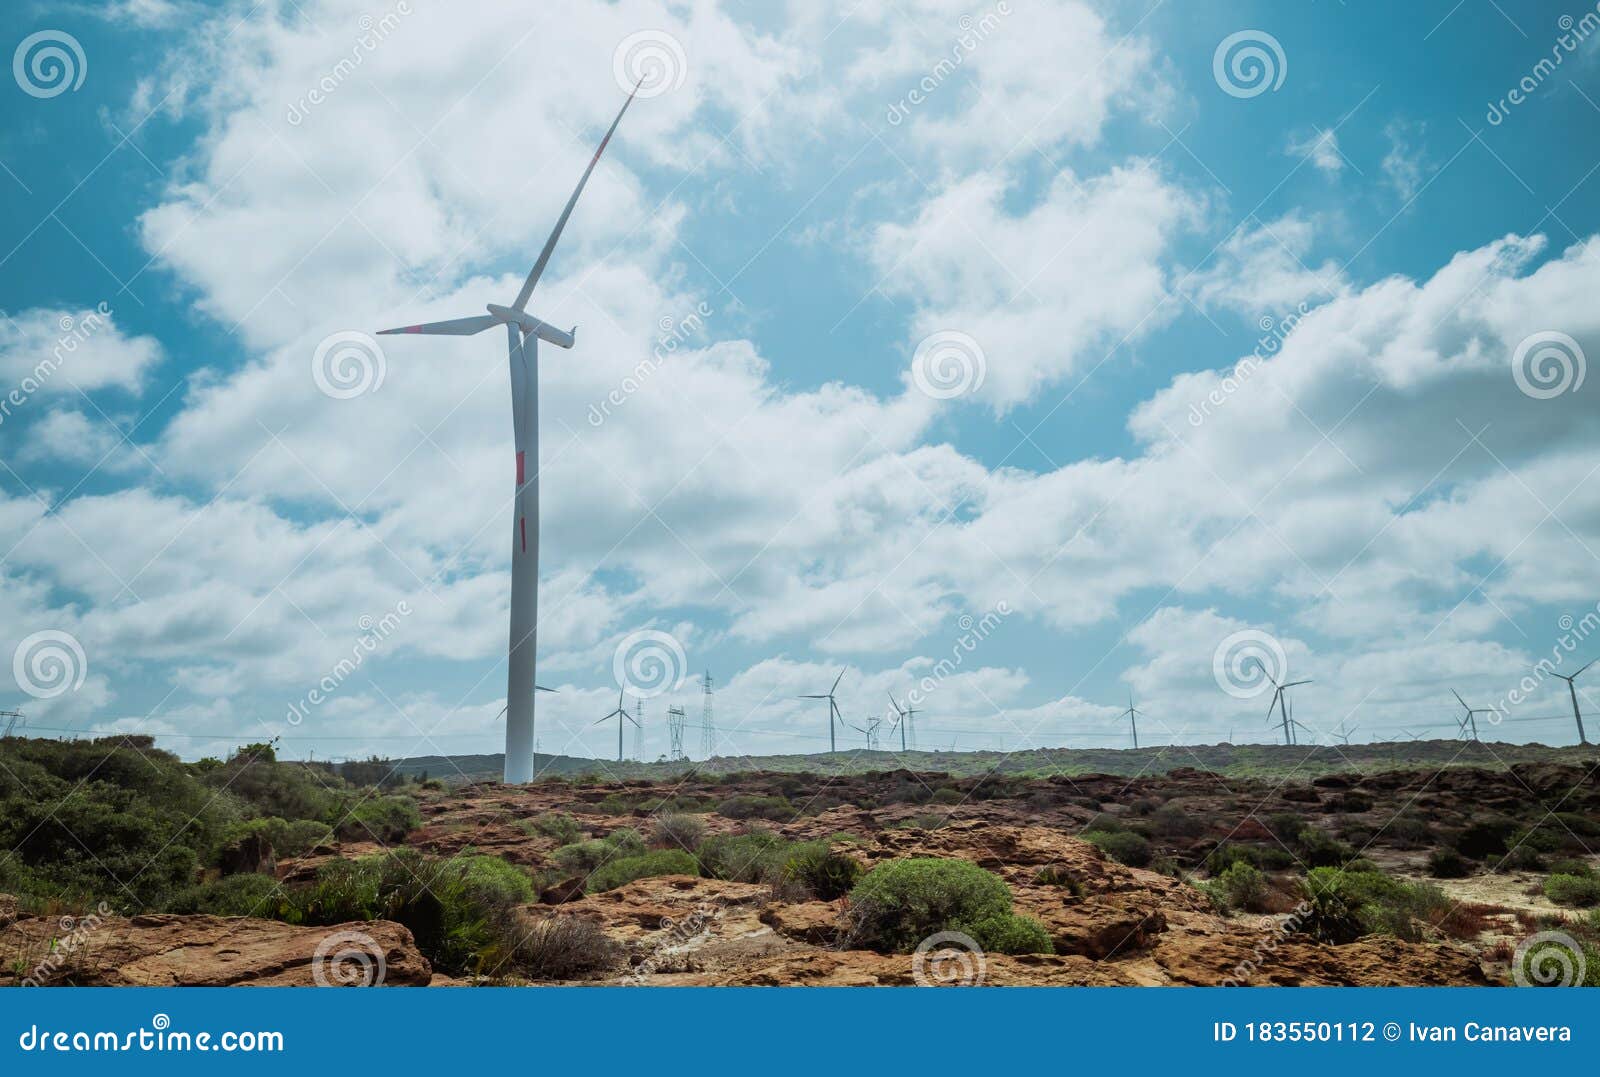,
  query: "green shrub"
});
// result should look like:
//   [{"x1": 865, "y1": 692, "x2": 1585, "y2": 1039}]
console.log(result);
[
  {"x1": 781, "y1": 842, "x2": 862, "y2": 900},
  {"x1": 1034, "y1": 865, "x2": 1085, "y2": 896},
  {"x1": 586, "y1": 850, "x2": 699, "y2": 893},
  {"x1": 1216, "y1": 861, "x2": 1268, "y2": 912},
  {"x1": 1299, "y1": 867, "x2": 1448, "y2": 944},
  {"x1": 716, "y1": 795, "x2": 795, "y2": 821},
  {"x1": 1296, "y1": 827, "x2": 1356, "y2": 868},
  {"x1": 166, "y1": 873, "x2": 284, "y2": 917},
  {"x1": 847, "y1": 858, "x2": 1012, "y2": 953},
  {"x1": 603, "y1": 827, "x2": 647, "y2": 856},
  {"x1": 336, "y1": 795, "x2": 420, "y2": 843},
  {"x1": 551, "y1": 829, "x2": 644, "y2": 876},
  {"x1": 697, "y1": 831, "x2": 789, "y2": 883},
  {"x1": 510, "y1": 916, "x2": 621, "y2": 979},
  {"x1": 1451, "y1": 818, "x2": 1518, "y2": 860},
  {"x1": 1545, "y1": 873, "x2": 1600, "y2": 908},
  {"x1": 522, "y1": 813, "x2": 583, "y2": 845},
  {"x1": 929, "y1": 788, "x2": 964, "y2": 805},
  {"x1": 459, "y1": 855, "x2": 535, "y2": 907},
  {"x1": 1428, "y1": 848, "x2": 1471, "y2": 878},
  {"x1": 1547, "y1": 858, "x2": 1594, "y2": 877},
  {"x1": 1151, "y1": 803, "x2": 1204, "y2": 838},
  {"x1": 967, "y1": 912, "x2": 1054, "y2": 955},
  {"x1": 217, "y1": 817, "x2": 331, "y2": 862},
  {"x1": 650, "y1": 813, "x2": 706, "y2": 851},
  {"x1": 1084, "y1": 829, "x2": 1151, "y2": 868}
]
